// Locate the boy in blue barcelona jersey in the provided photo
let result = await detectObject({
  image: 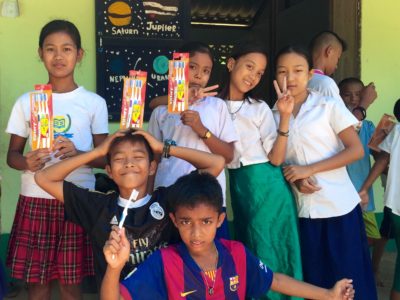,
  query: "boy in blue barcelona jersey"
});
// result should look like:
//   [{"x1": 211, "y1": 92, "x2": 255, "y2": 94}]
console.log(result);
[{"x1": 101, "y1": 173, "x2": 355, "y2": 300}]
